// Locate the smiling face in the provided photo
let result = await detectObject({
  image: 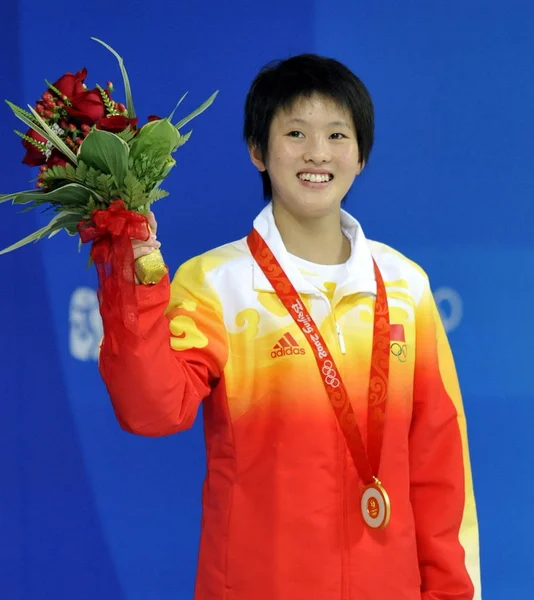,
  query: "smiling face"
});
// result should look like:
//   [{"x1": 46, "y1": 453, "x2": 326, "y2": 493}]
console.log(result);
[{"x1": 249, "y1": 93, "x2": 364, "y2": 221}]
